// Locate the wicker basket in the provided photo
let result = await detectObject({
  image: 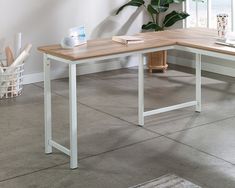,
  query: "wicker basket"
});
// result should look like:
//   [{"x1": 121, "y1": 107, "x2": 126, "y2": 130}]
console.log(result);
[{"x1": 0, "y1": 62, "x2": 24, "y2": 99}]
